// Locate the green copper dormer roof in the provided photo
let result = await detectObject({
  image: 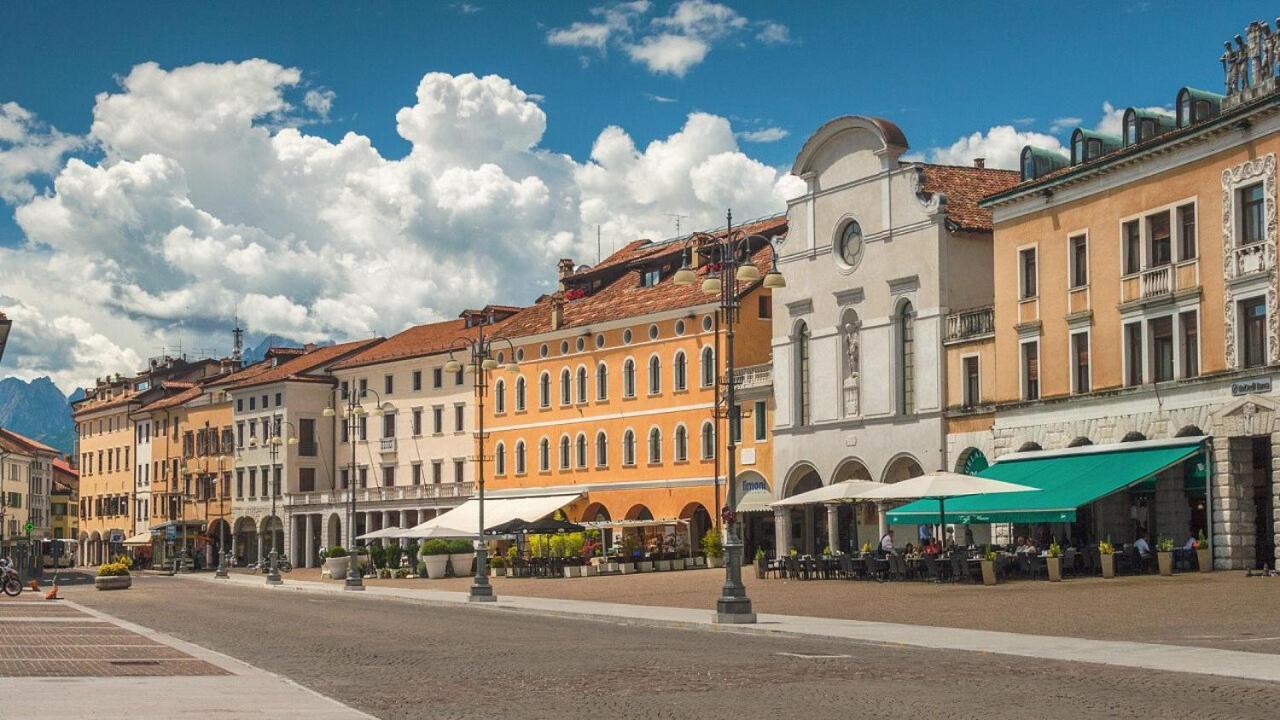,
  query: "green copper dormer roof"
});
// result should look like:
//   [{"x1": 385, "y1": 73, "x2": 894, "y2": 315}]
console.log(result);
[
  {"x1": 1122, "y1": 108, "x2": 1176, "y2": 146},
  {"x1": 1176, "y1": 87, "x2": 1224, "y2": 127},
  {"x1": 1070, "y1": 128, "x2": 1122, "y2": 164},
  {"x1": 1020, "y1": 145, "x2": 1069, "y2": 181}
]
